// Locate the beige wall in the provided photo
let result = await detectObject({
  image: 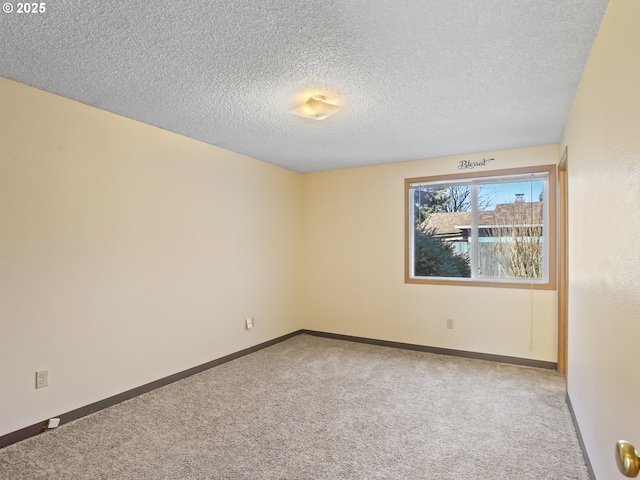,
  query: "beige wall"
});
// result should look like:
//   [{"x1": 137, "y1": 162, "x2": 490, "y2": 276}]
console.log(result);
[
  {"x1": 3, "y1": 55, "x2": 605, "y2": 443},
  {"x1": 303, "y1": 145, "x2": 559, "y2": 361},
  {"x1": 0, "y1": 78, "x2": 304, "y2": 436},
  {"x1": 0, "y1": 75, "x2": 563, "y2": 439},
  {"x1": 560, "y1": 0, "x2": 640, "y2": 477}
]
